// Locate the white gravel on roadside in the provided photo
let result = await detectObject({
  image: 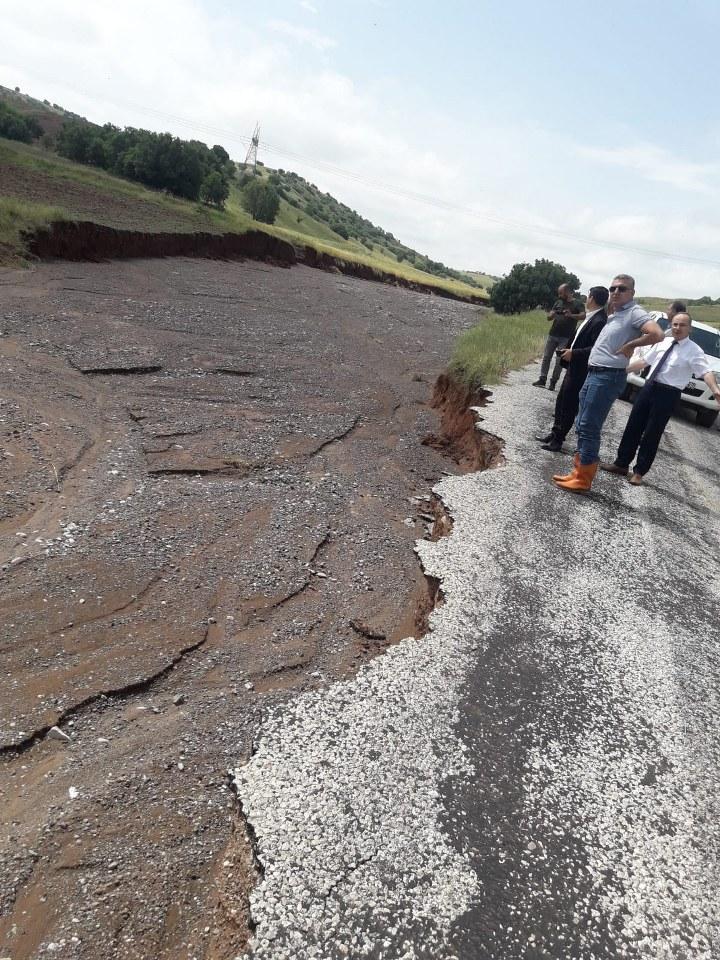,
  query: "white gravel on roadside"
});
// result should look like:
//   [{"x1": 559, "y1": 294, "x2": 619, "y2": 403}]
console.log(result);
[
  {"x1": 234, "y1": 605, "x2": 481, "y2": 959},
  {"x1": 235, "y1": 365, "x2": 720, "y2": 959}
]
